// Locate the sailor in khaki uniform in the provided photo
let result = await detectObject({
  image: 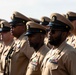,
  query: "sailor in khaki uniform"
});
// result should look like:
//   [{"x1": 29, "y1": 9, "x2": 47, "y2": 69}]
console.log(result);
[
  {"x1": 0, "y1": 19, "x2": 6, "y2": 74},
  {"x1": 9, "y1": 11, "x2": 34, "y2": 75},
  {"x1": 0, "y1": 19, "x2": 6, "y2": 58},
  {"x1": 40, "y1": 16, "x2": 52, "y2": 49},
  {"x1": 25, "y1": 21, "x2": 50, "y2": 75},
  {"x1": 0, "y1": 20, "x2": 14, "y2": 75},
  {"x1": 65, "y1": 11, "x2": 76, "y2": 49},
  {"x1": 41, "y1": 13, "x2": 76, "y2": 75}
]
